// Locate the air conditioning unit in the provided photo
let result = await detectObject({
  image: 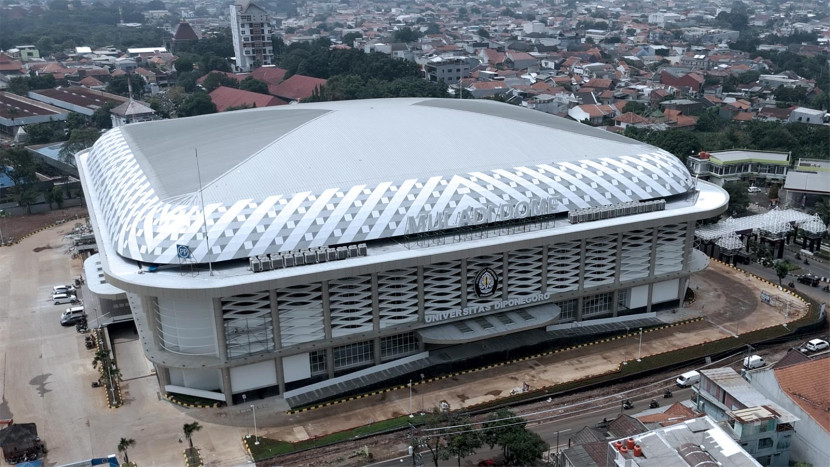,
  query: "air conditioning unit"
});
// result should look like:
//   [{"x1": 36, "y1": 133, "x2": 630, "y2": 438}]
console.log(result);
[
  {"x1": 358, "y1": 243, "x2": 367, "y2": 256},
  {"x1": 250, "y1": 257, "x2": 261, "y2": 272},
  {"x1": 304, "y1": 251, "x2": 316, "y2": 264},
  {"x1": 326, "y1": 249, "x2": 337, "y2": 261},
  {"x1": 272, "y1": 254, "x2": 284, "y2": 269},
  {"x1": 283, "y1": 255, "x2": 295, "y2": 267},
  {"x1": 336, "y1": 247, "x2": 348, "y2": 260},
  {"x1": 348, "y1": 245, "x2": 359, "y2": 257},
  {"x1": 316, "y1": 250, "x2": 327, "y2": 263},
  {"x1": 259, "y1": 255, "x2": 272, "y2": 271},
  {"x1": 293, "y1": 253, "x2": 305, "y2": 266}
]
